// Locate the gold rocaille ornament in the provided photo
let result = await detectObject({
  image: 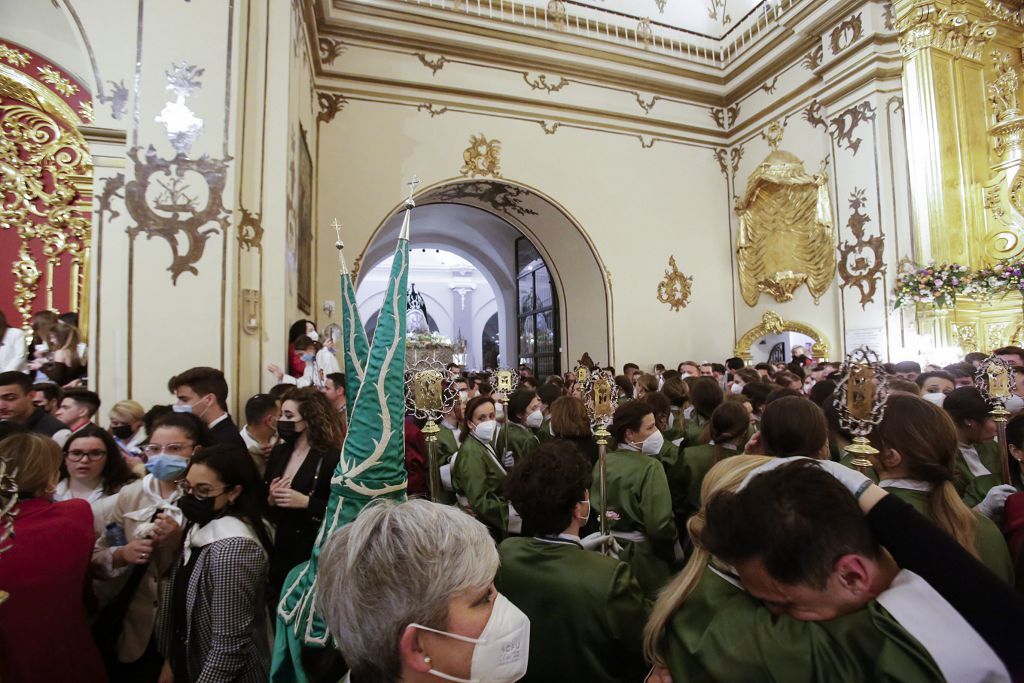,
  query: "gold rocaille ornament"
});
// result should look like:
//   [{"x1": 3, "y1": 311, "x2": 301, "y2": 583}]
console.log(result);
[
  {"x1": 581, "y1": 368, "x2": 620, "y2": 546},
  {"x1": 833, "y1": 347, "x2": 890, "y2": 471},
  {"x1": 736, "y1": 120, "x2": 836, "y2": 306},
  {"x1": 975, "y1": 355, "x2": 1014, "y2": 483}
]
